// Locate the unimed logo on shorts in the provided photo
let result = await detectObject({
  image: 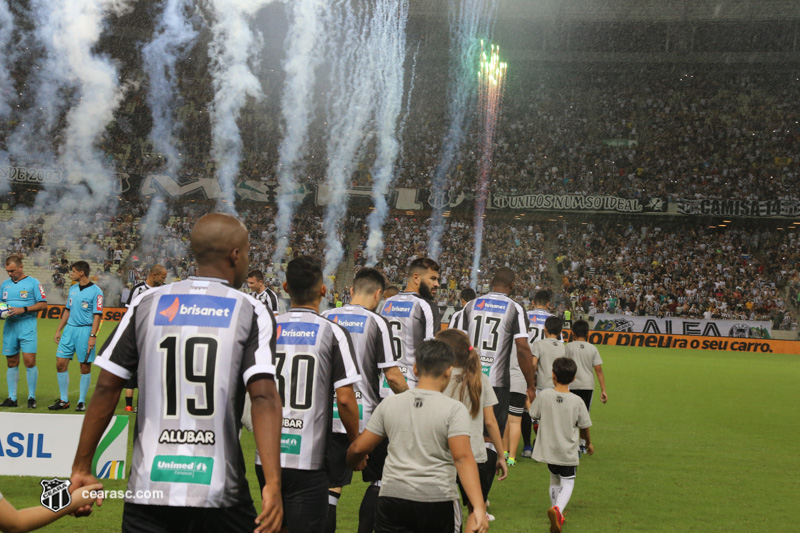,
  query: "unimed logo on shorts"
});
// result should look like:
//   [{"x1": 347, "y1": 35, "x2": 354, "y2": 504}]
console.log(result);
[
  {"x1": 277, "y1": 322, "x2": 319, "y2": 345},
  {"x1": 154, "y1": 295, "x2": 236, "y2": 328},
  {"x1": 280, "y1": 434, "x2": 302, "y2": 455},
  {"x1": 330, "y1": 314, "x2": 367, "y2": 334},
  {"x1": 150, "y1": 455, "x2": 214, "y2": 485}
]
